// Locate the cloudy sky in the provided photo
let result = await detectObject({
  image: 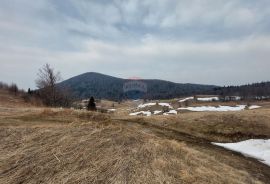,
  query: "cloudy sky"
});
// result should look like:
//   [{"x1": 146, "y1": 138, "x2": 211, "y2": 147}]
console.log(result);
[{"x1": 1, "y1": 0, "x2": 270, "y2": 89}]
